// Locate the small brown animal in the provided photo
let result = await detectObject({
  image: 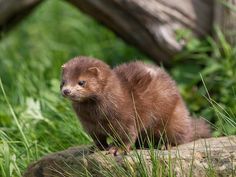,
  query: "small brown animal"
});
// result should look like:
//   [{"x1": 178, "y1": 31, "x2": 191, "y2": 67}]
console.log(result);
[{"x1": 60, "y1": 56, "x2": 210, "y2": 155}]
